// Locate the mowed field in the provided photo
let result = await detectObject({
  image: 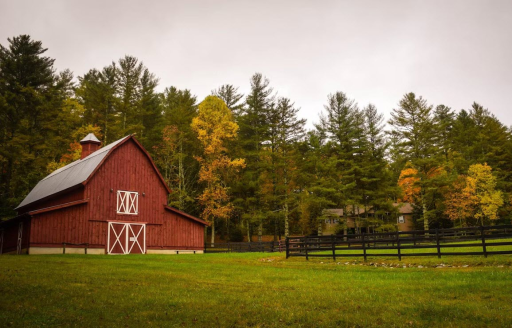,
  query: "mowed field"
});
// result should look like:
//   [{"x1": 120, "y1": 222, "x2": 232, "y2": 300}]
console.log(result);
[{"x1": 1, "y1": 252, "x2": 512, "y2": 327}]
